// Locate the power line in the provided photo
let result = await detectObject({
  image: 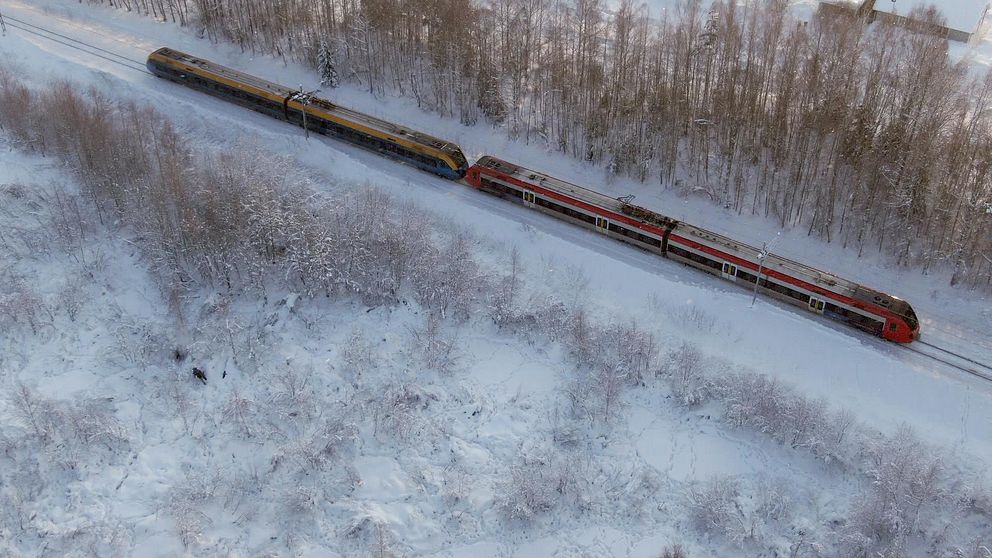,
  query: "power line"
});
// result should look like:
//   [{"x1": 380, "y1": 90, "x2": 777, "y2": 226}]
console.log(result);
[
  {"x1": 5, "y1": 15, "x2": 142, "y2": 66},
  {"x1": 1, "y1": 14, "x2": 148, "y2": 74}
]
